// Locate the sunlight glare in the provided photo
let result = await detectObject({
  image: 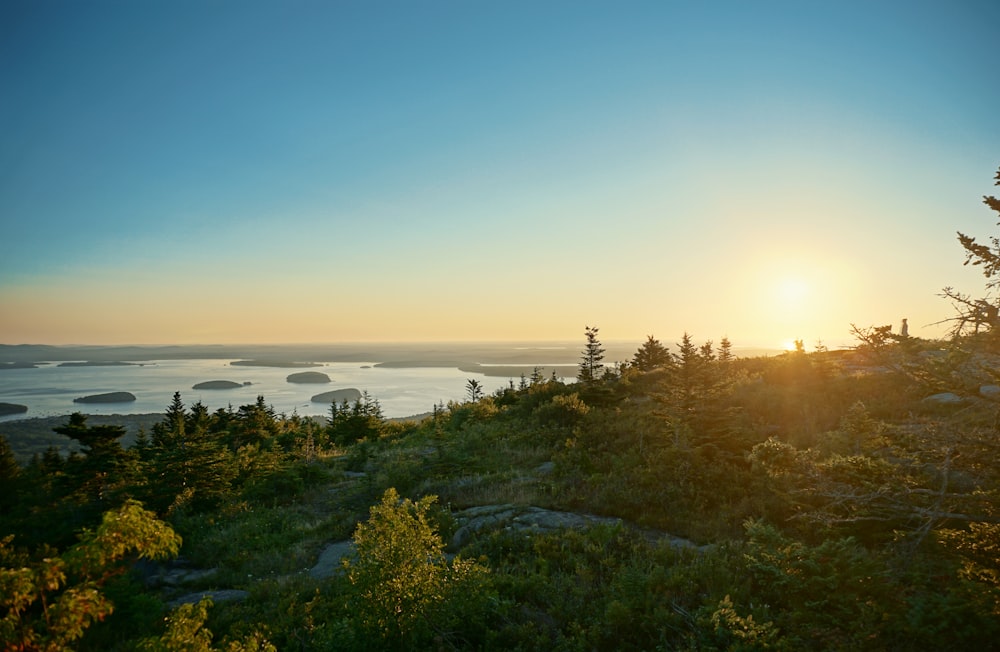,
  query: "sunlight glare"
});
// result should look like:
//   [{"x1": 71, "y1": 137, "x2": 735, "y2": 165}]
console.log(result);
[{"x1": 778, "y1": 276, "x2": 809, "y2": 303}]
